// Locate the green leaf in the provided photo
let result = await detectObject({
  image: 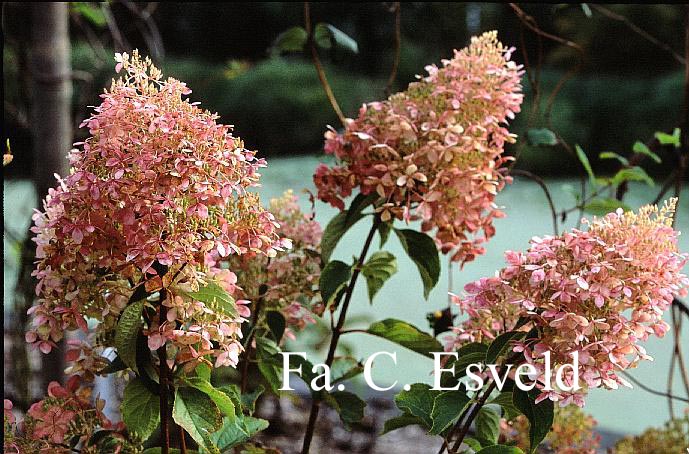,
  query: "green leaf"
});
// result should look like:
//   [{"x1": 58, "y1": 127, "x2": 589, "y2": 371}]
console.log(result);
[
  {"x1": 240, "y1": 385, "x2": 264, "y2": 415},
  {"x1": 632, "y1": 141, "x2": 662, "y2": 163},
  {"x1": 331, "y1": 357, "x2": 364, "y2": 384},
  {"x1": 211, "y1": 416, "x2": 269, "y2": 451},
  {"x1": 429, "y1": 390, "x2": 471, "y2": 435},
  {"x1": 362, "y1": 251, "x2": 397, "y2": 303},
  {"x1": 378, "y1": 221, "x2": 392, "y2": 248},
  {"x1": 488, "y1": 392, "x2": 521, "y2": 421},
  {"x1": 394, "y1": 383, "x2": 439, "y2": 429},
  {"x1": 475, "y1": 405, "x2": 501, "y2": 445},
  {"x1": 512, "y1": 388, "x2": 554, "y2": 453},
  {"x1": 611, "y1": 166, "x2": 654, "y2": 187},
  {"x1": 272, "y1": 26, "x2": 307, "y2": 53},
  {"x1": 196, "y1": 363, "x2": 211, "y2": 382},
  {"x1": 321, "y1": 202, "x2": 368, "y2": 263},
  {"x1": 440, "y1": 342, "x2": 488, "y2": 388},
  {"x1": 185, "y1": 282, "x2": 237, "y2": 319},
  {"x1": 314, "y1": 23, "x2": 359, "y2": 53},
  {"x1": 475, "y1": 446, "x2": 524, "y2": 454},
  {"x1": 323, "y1": 391, "x2": 366, "y2": 428},
  {"x1": 583, "y1": 198, "x2": 631, "y2": 216},
  {"x1": 394, "y1": 229, "x2": 440, "y2": 299},
  {"x1": 121, "y1": 378, "x2": 160, "y2": 442},
  {"x1": 366, "y1": 318, "x2": 442, "y2": 358},
  {"x1": 655, "y1": 128, "x2": 681, "y2": 148},
  {"x1": 574, "y1": 145, "x2": 595, "y2": 184},
  {"x1": 463, "y1": 438, "x2": 483, "y2": 451},
  {"x1": 346, "y1": 193, "x2": 378, "y2": 226},
  {"x1": 485, "y1": 331, "x2": 525, "y2": 364},
  {"x1": 319, "y1": 260, "x2": 352, "y2": 307},
  {"x1": 115, "y1": 299, "x2": 145, "y2": 373},
  {"x1": 172, "y1": 388, "x2": 223, "y2": 453},
  {"x1": 598, "y1": 151, "x2": 629, "y2": 166},
  {"x1": 265, "y1": 311, "x2": 286, "y2": 343},
  {"x1": 526, "y1": 128, "x2": 558, "y2": 147},
  {"x1": 255, "y1": 338, "x2": 283, "y2": 394},
  {"x1": 183, "y1": 377, "x2": 236, "y2": 419},
  {"x1": 71, "y1": 2, "x2": 107, "y2": 28},
  {"x1": 381, "y1": 413, "x2": 425, "y2": 434}
]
